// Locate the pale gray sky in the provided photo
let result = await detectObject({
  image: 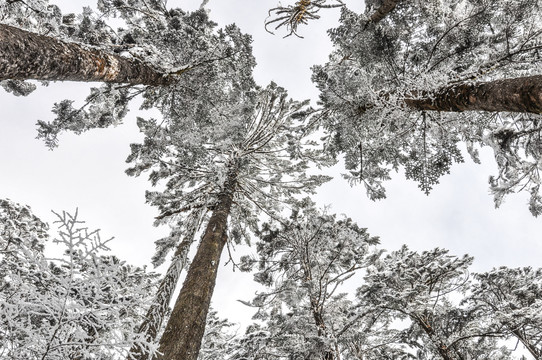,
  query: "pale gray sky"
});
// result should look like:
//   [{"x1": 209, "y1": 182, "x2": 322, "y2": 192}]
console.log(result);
[{"x1": 0, "y1": 0, "x2": 540, "y2": 330}]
